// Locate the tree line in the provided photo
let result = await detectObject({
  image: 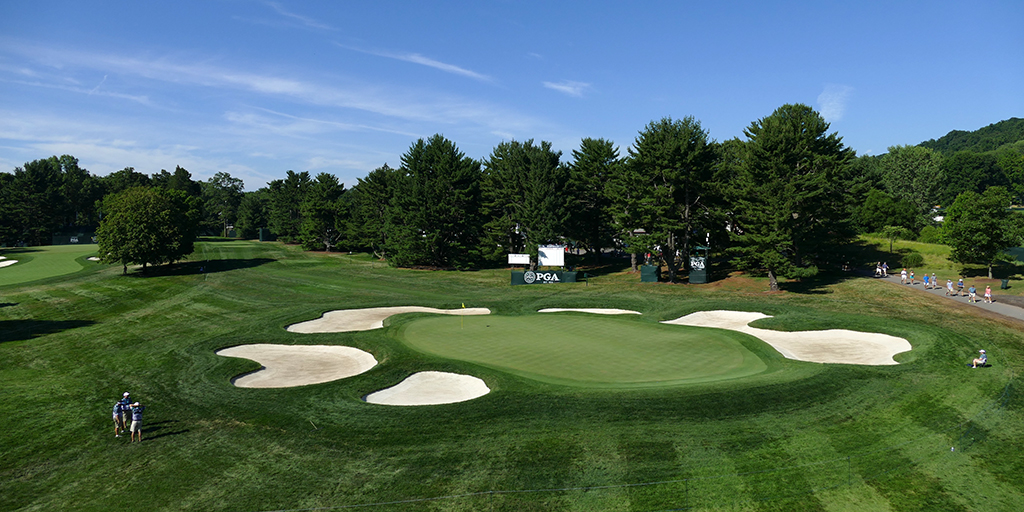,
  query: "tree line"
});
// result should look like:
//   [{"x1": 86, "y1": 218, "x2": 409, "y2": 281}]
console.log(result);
[{"x1": 3, "y1": 104, "x2": 1023, "y2": 288}]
